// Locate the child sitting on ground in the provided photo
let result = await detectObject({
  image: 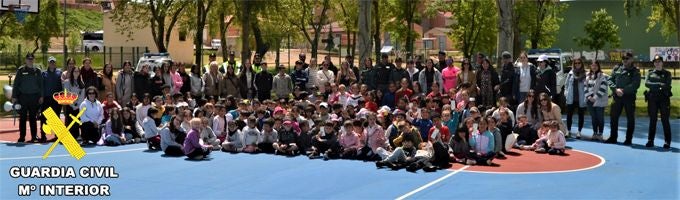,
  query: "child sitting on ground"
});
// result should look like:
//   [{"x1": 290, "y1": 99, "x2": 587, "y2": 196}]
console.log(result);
[
  {"x1": 449, "y1": 128, "x2": 471, "y2": 164},
  {"x1": 513, "y1": 115, "x2": 538, "y2": 148},
  {"x1": 309, "y1": 121, "x2": 340, "y2": 159},
  {"x1": 242, "y1": 116, "x2": 261, "y2": 153},
  {"x1": 273, "y1": 119, "x2": 299, "y2": 155},
  {"x1": 183, "y1": 118, "x2": 212, "y2": 160},
  {"x1": 375, "y1": 134, "x2": 418, "y2": 170},
  {"x1": 258, "y1": 119, "x2": 278, "y2": 154},
  {"x1": 221, "y1": 120, "x2": 244, "y2": 152},
  {"x1": 468, "y1": 117, "x2": 496, "y2": 166},
  {"x1": 521, "y1": 121, "x2": 551, "y2": 151},
  {"x1": 201, "y1": 117, "x2": 221, "y2": 150},
  {"x1": 296, "y1": 120, "x2": 315, "y2": 155},
  {"x1": 406, "y1": 141, "x2": 438, "y2": 173},
  {"x1": 102, "y1": 108, "x2": 134, "y2": 146},
  {"x1": 544, "y1": 121, "x2": 566, "y2": 155},
  {"x1": 142, "y1": 107, "x2": 162, "y2": 150},
  {"x1": 160, "y1": 116, "x2": 185, "y2": 156},
  {"x1": 335, "y1": 121, "x2": 360, "y2": 159}
]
